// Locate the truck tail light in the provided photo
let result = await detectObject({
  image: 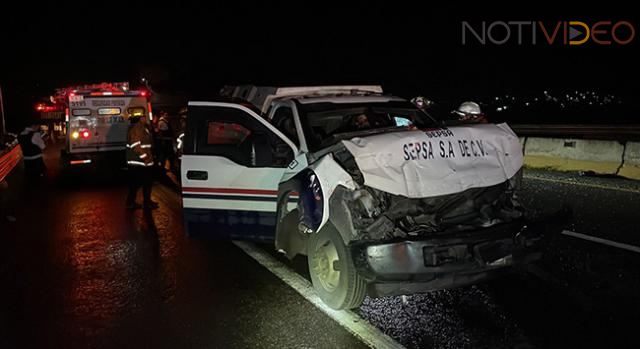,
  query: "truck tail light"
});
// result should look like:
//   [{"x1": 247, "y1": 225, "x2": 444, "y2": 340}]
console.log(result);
[{"x1": 72, "y1": 130, "x2": 90, "y2": 139}]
